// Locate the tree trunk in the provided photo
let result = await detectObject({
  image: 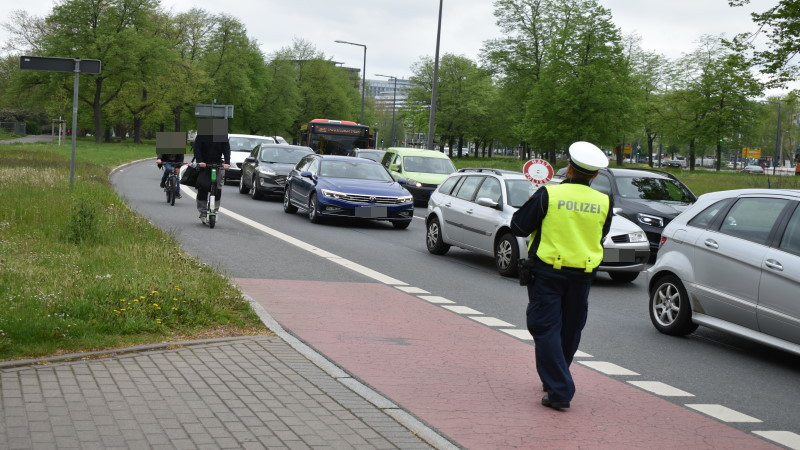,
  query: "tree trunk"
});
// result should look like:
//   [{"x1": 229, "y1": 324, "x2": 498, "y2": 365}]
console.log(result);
[
  {"x1": 173, "y1": 106, "x2": 183, "y2": 132},
  {"x1": 488, "y1": 140, "x2": 493, "y2": 158},
  {"x1": 457, "y1": 136, "x2": 463, "y2": 158},
  {"x1": 93, "y1": 77, "x2": 104, "y2": 144},
  {"x1": 689, "y1": 139, "x2": 696, "y2": 171},
  {"x1": 133, "y1": 117, "x2": 143, "y2": 144},
  {"x1": 715, "y1": 140, "x2": 722, "y2": 171},
  {"x1": 647, "y1": 134, "x2": 656, "y2": 167}
]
